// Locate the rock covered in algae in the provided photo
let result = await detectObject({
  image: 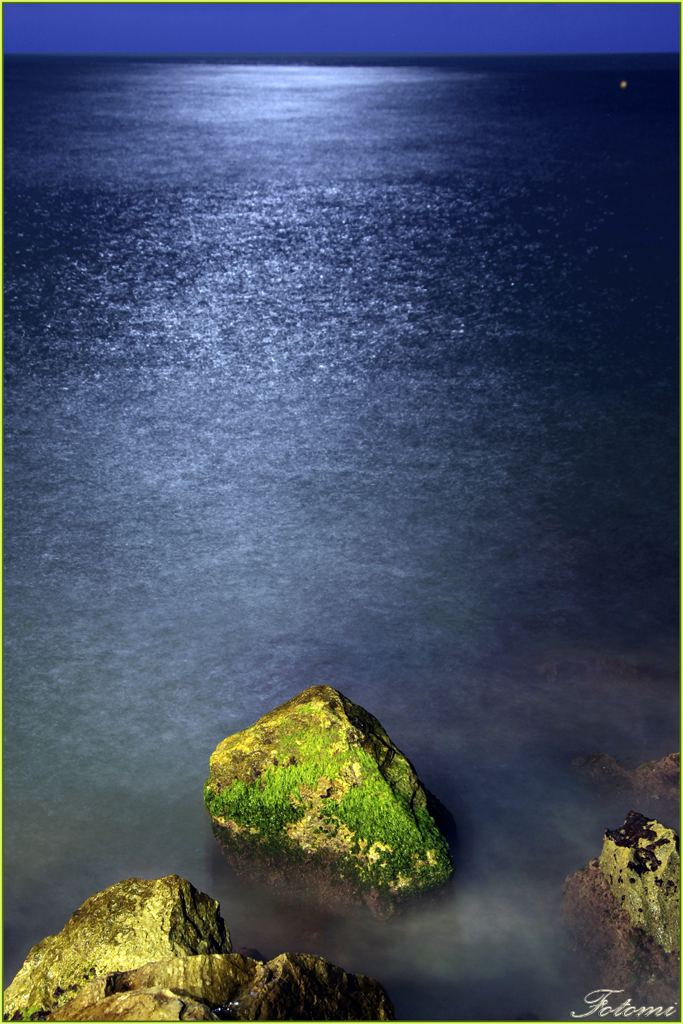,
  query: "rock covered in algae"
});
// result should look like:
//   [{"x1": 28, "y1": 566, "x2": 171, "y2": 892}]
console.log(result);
[
  {"x1": 3, "y1": 876, "x2": 230, "y2": 1020},
  {"x1": 599, "y1": 811, "x2": 679, "y2": 953},
  {"x1": 204, "y1": 685, "x2": 453, "y2": 911},
  {"x1": 46, "y1": 952, "x2": 395, "y2": 1021},
  {"x1": 562, "y1": 813, "x2": 680, "y2": 1006}
]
